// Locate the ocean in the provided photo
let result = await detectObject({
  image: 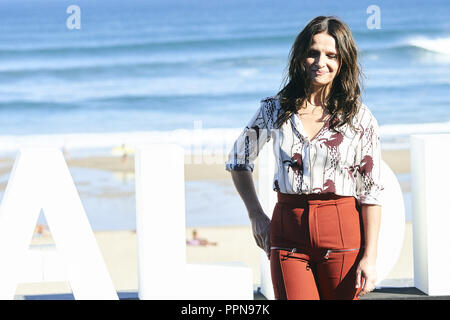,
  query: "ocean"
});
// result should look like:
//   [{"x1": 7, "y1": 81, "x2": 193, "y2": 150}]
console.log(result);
[{"x1": 0, "y1": 0, "x2": 448, "y2": 229}]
